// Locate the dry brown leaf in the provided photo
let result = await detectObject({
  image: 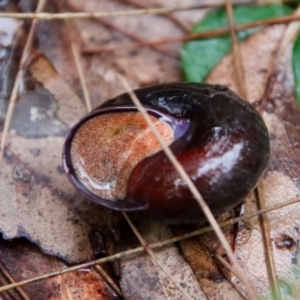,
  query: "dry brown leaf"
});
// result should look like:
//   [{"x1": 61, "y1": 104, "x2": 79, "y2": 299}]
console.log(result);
[
  {"x1": 0, "y1": 238, "x2": 117, "y2": 300},
  {"x1": 119, "y1": 220, "x2": 206, "y2": 300},
  {"x1": 0, "y1": 54, "x2": 96, "y2": 262}
]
